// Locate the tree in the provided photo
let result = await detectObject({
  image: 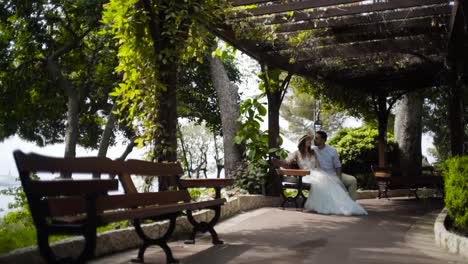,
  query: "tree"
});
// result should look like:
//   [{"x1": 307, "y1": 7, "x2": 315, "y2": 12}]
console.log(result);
[
  {"x1": 0, "y1": 1, "x2": 121, "y2": 175},
  {"x1": 177, "y1": 39, "x2": 241, "y2": 134},
  {"x1": 257, "y1": 65, "x2": 292, "y2": 195},
  {"x1": 210, "y1": 50, "x2": 244, "y2": 177},
  {"x1": 177, "y1": 121, "x2": 217, "y2": 179},
  {"x1": 422, "y1": 85, "x2": 468, "y2": 162},
  {"x1": 103, "y1": 0, "x2": 225, "y2": 189},
  {"x1": 394, "y1": 91, "x2": 423, "y2": 179},
  {"x1": 281, "y1": 76, "x2": 348, "y2": 139}
]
